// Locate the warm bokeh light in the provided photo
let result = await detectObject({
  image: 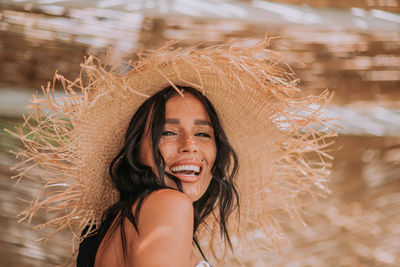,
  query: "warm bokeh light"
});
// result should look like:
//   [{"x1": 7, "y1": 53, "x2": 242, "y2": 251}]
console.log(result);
[{"x1": 1, "y1": 0, "x2": 399, "y2": 266}]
